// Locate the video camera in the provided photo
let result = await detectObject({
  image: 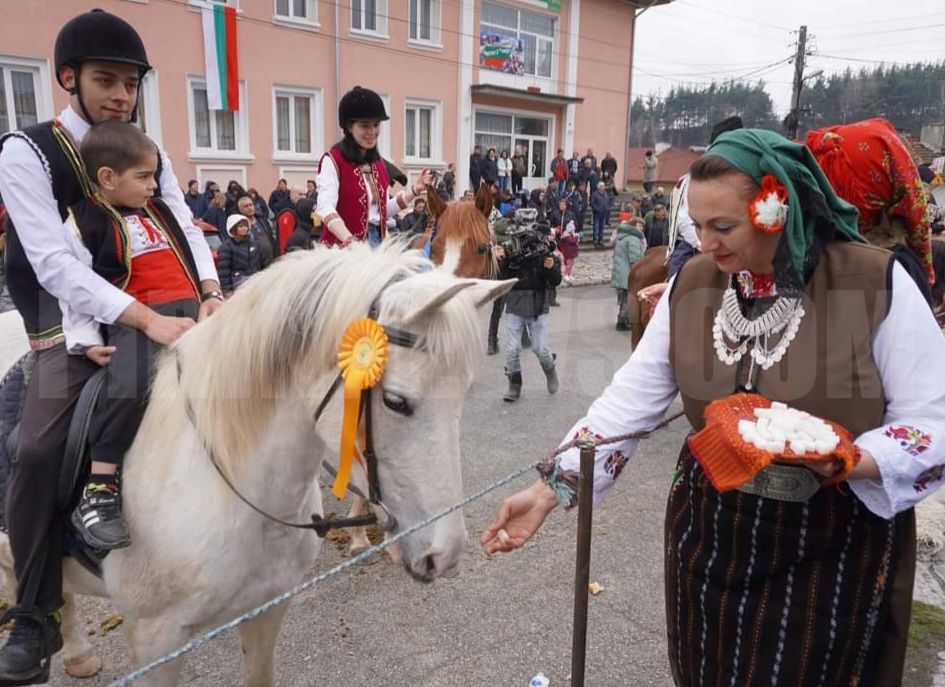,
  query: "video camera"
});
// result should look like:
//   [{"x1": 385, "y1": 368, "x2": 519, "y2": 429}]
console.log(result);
[{"x1": 500, "y1": 208, "x2": 552, "y2": 271}]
